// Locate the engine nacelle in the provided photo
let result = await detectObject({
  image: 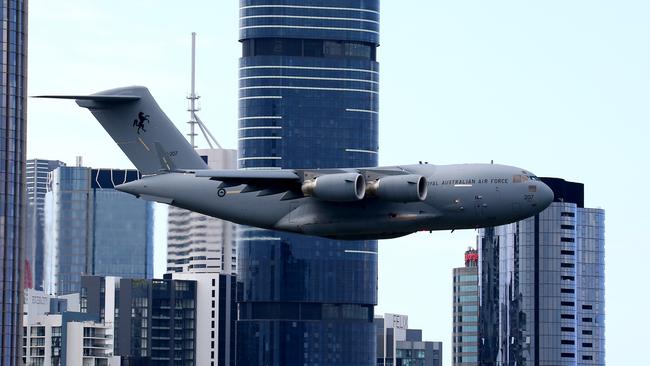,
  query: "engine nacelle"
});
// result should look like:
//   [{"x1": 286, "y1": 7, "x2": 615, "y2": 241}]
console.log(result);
[
  {"x1": 301, "y1": 173, "x2": 366, "y2": 202},
  {"x1": 367, "y1": 174, "x2": 427, "y2": 202}
]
